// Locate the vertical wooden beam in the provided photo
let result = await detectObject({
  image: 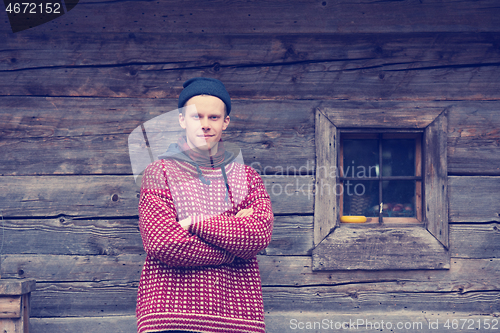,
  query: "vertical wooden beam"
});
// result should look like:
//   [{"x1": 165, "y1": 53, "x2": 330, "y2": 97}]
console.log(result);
[
  {"x1": 314, "y1": 108, "x2": 338, "y2": 246},
  {"x1": 424, "y1": 111, "x2": 449, "y2": 249},
  {"x1": 0, "y1": 279, "x2": 35, "y2": 333}
]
